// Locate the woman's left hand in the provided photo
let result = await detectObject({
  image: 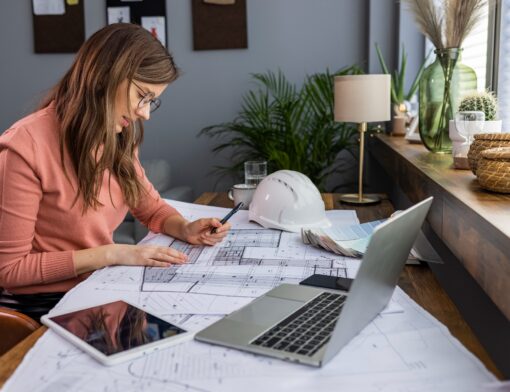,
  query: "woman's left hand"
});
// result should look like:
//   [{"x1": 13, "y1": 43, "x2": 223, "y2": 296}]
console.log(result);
[{"x1": 183, "y1": 218, "x2": 231, "y2": 246}]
